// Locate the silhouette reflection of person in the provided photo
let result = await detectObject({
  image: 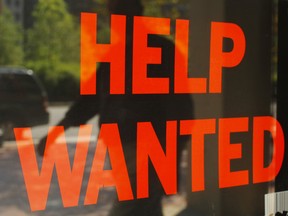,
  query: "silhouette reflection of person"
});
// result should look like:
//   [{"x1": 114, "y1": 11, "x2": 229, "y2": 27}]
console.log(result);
[{"x1": 38, "y1": 0, "x2": 193, "y2": 215}]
